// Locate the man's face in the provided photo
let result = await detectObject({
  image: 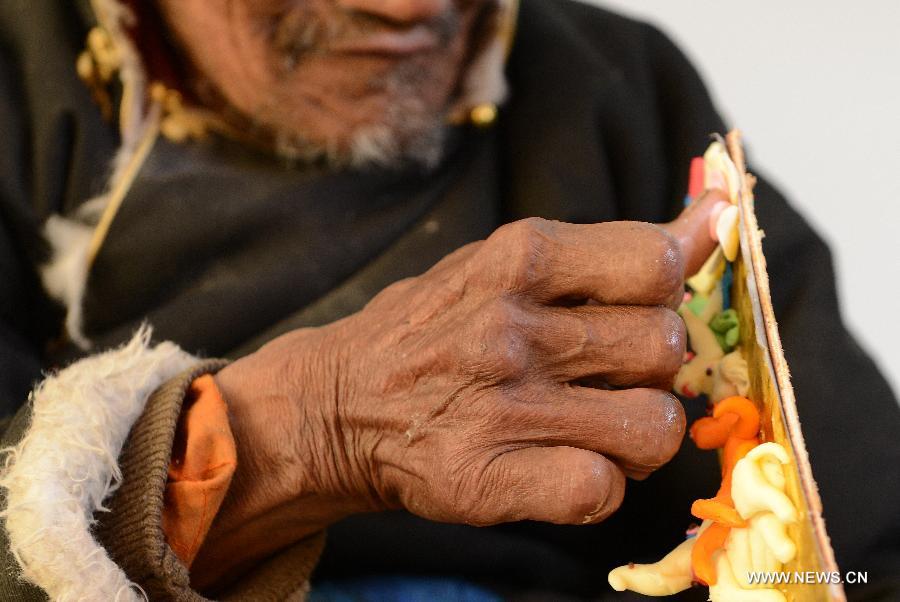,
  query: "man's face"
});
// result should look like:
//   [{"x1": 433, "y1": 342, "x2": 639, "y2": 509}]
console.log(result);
[{"x1": 155, "y1": 0, "x2": 498, "y2": 166}]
